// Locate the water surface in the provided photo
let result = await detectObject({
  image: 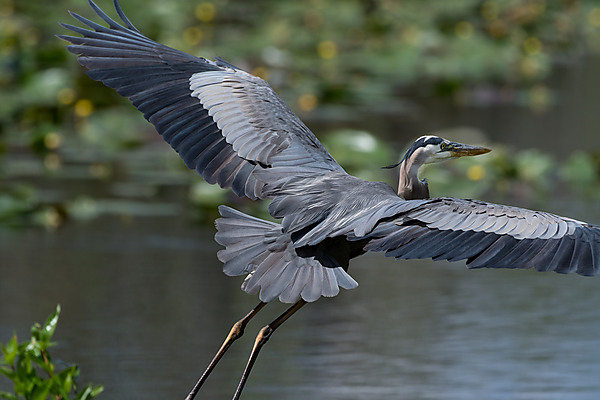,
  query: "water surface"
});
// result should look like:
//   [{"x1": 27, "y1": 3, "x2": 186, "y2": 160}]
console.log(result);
[
  {"x1": 1, "y1": 214, "x2": 600, "y2": 400},
  {"x1": 2, "y1": 53, "x2": 600, "y2": 400}
]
